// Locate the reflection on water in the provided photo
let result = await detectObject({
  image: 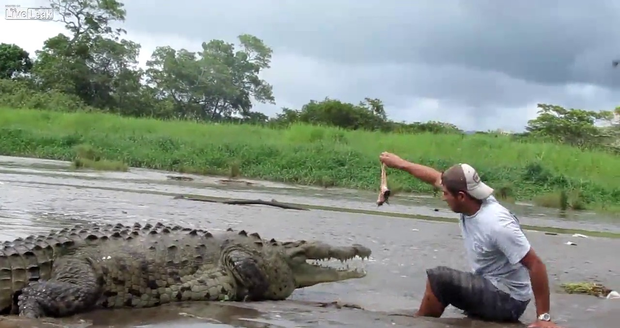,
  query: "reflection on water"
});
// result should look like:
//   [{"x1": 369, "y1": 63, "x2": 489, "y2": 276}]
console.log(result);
[{"x1": 0, "y1": 155, "x2": 619, "y2": 328}]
